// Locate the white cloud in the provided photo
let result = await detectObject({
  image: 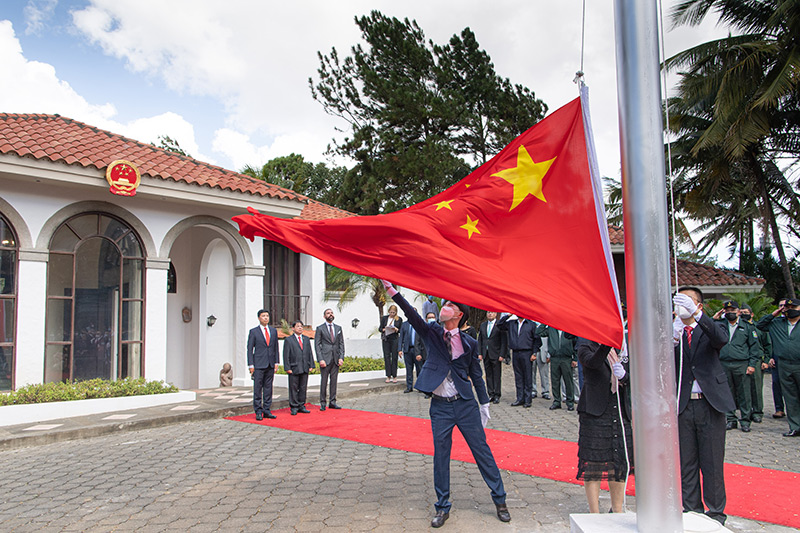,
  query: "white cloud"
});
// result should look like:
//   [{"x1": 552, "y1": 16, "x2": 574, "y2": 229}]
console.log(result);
[{"x1": 23, "y1": 0, "x2": 58, "y2": 35}]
